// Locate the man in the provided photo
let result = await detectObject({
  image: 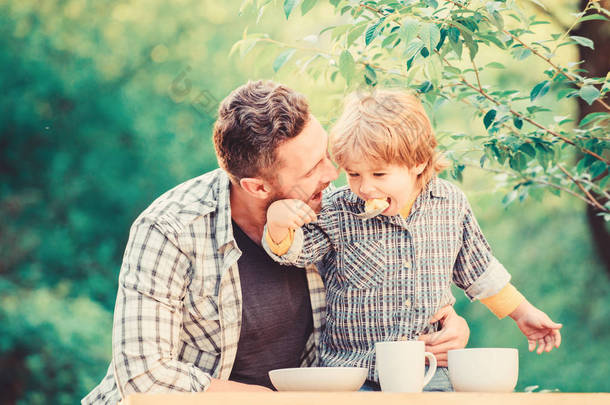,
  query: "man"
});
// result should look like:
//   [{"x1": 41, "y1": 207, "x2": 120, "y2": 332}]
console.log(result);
[{"x1": 83, "y1": 81, "x2": 469, "y2": 404}]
